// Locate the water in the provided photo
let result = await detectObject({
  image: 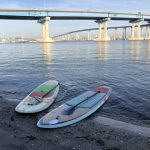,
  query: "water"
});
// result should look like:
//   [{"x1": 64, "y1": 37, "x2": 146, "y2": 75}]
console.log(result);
[{"x1": 0, "y1": 41, "x2": 150, "y2": 123}]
